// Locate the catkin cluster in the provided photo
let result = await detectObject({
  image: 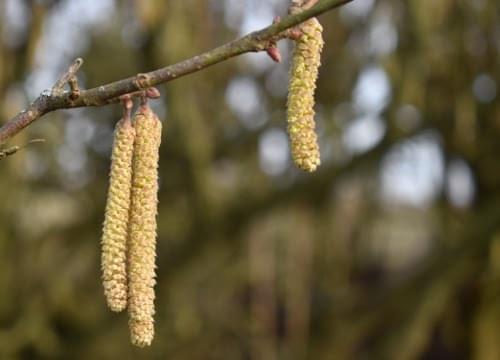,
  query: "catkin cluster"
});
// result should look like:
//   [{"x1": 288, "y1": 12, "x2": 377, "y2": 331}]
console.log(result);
[
  {"x1": 98, "y1": 4, "x2": 325, "y2": 350},
  {"x1": 287, "y1": 17, "x2": 324, "y2": 172},
  {"x1": 101, "y1": 101, "x2": 162, "y2": 347}
]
